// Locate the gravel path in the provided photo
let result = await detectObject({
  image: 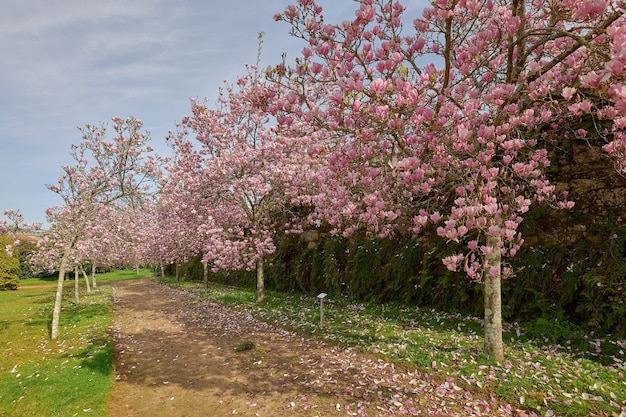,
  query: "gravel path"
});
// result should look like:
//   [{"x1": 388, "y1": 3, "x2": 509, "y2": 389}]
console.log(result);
[{"x1": 106, "y1": 279, "x2": 523, "y2": 416}]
